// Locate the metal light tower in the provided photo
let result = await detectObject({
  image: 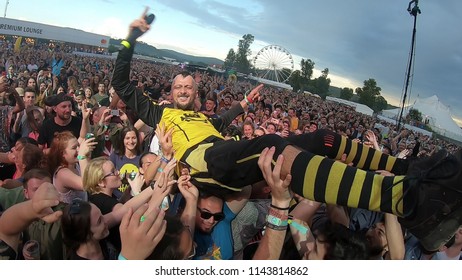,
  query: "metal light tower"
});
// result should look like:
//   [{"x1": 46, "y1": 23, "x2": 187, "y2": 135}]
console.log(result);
[
  {"x1": 397, "y1": 0, "x2": 421, "y2": 130},
  {"x1": 4, "y1": 0, "x2": 9, "y2": 17}
]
